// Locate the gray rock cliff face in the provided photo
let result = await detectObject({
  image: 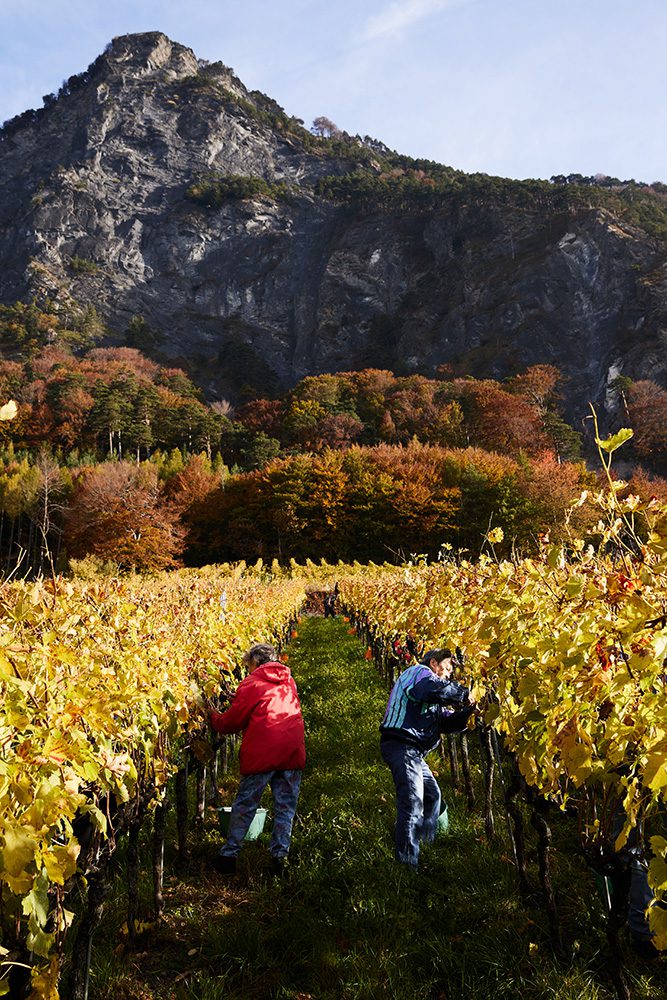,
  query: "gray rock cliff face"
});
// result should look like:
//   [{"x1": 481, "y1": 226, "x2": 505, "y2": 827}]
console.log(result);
[{"x1": 1, "y1": 31, "x2": 665, "y2": 422}]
